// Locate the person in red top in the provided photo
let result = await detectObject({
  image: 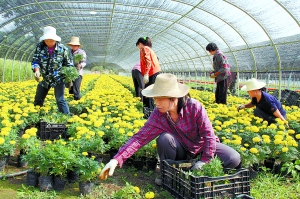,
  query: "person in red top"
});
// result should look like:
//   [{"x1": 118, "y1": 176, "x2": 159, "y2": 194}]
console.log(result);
[{"x1": 136, "y1": 37, "x2": 161, "y2": 112}]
